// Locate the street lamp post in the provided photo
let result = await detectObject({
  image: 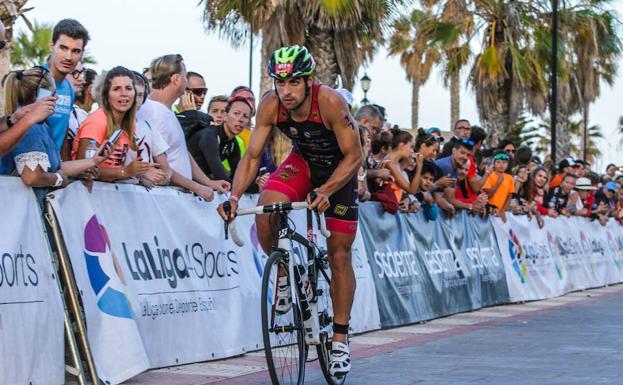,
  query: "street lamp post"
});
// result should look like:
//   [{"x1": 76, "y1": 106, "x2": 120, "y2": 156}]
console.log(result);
[
  {"x1": 360, "y1": 72, "x2": 371, "y2": 105},
  {"x1": 550, "y1": 0, "x2": 559, "y2": 163}
]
